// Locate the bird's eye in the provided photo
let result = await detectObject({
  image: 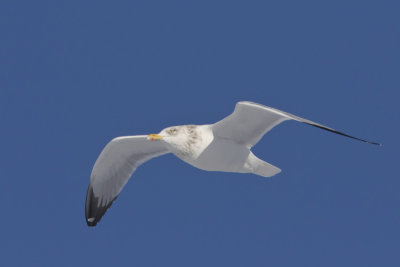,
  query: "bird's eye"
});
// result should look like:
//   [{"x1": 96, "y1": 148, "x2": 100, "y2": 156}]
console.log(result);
[{"x1": 169, "y1": 128, "x2": 177, "y2": 135}]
